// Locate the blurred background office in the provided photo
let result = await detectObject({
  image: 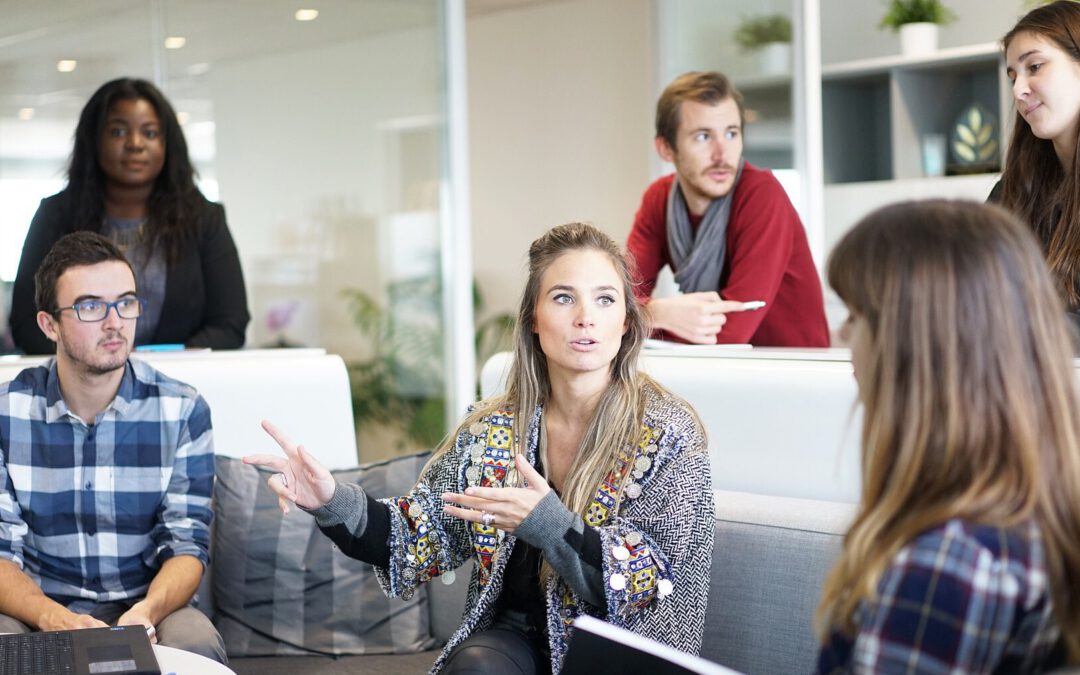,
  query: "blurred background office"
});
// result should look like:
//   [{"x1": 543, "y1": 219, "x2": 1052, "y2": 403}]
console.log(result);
[{"x1": 0, "y1": 0, "x2": 1030, "y2": 460}]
